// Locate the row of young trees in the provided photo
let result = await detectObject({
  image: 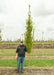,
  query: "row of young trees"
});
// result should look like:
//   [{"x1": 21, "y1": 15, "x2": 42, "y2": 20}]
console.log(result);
[{"x1": 0, "y1": 29, "x2": 2, "y2": 41}]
